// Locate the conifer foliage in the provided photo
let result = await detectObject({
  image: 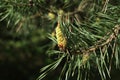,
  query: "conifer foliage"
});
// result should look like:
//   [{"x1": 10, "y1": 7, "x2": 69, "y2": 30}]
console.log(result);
[{"x1": 0, "y1": 0, "x2": 120, "y2": 80}]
